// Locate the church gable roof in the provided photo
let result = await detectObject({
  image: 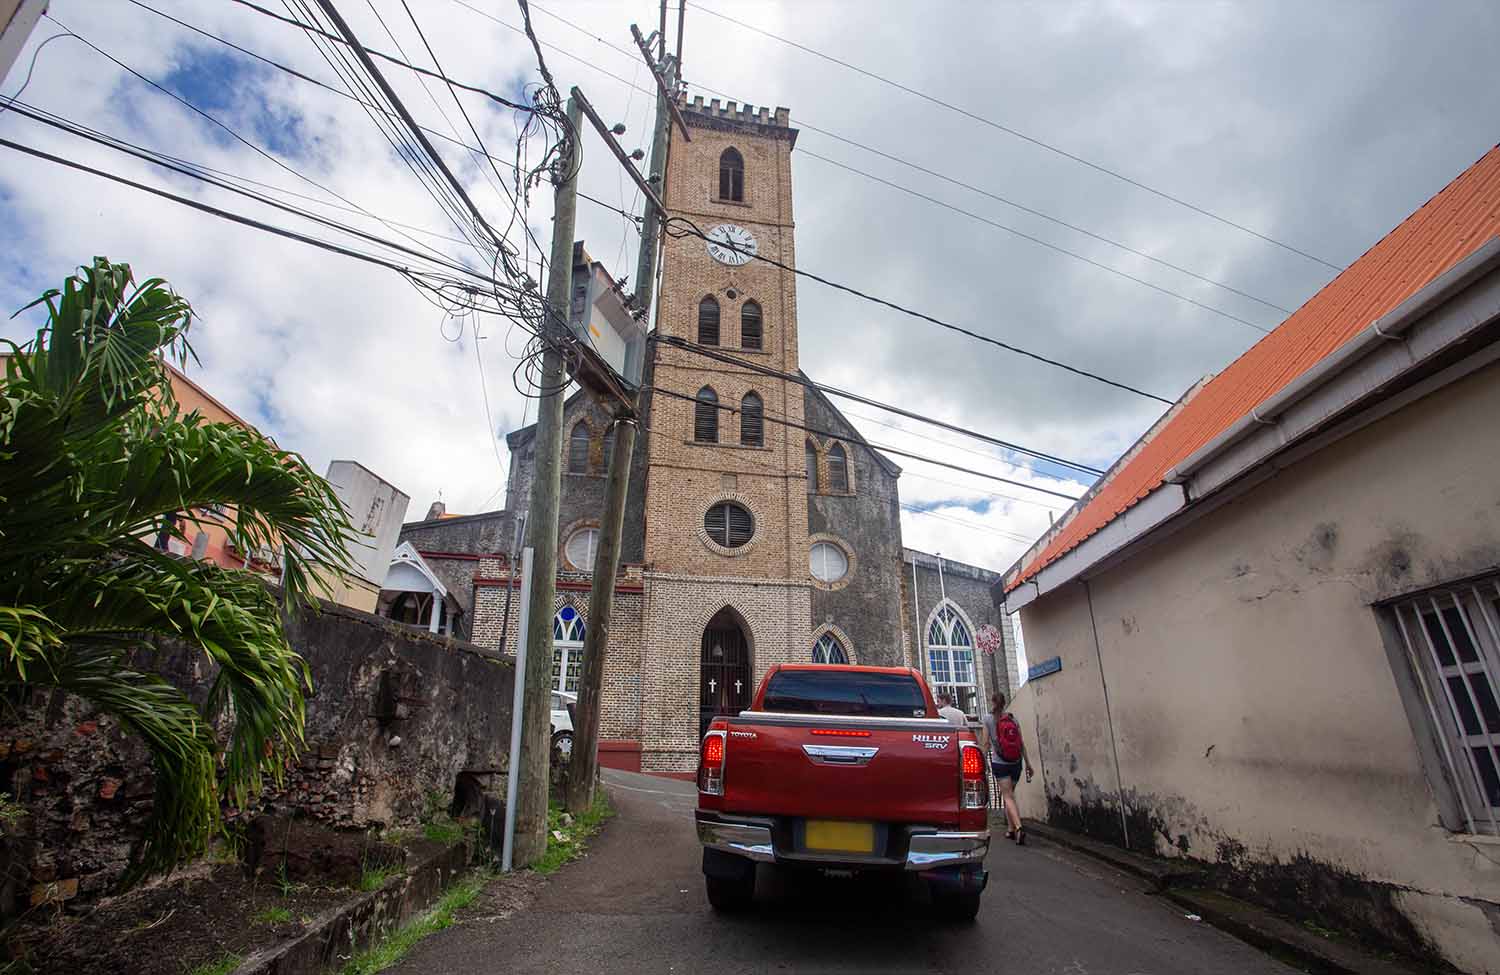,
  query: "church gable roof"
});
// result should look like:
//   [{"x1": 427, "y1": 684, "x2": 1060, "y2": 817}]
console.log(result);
[{"x1": 799, "y1": 372, "x2": 902, "y2": 478}]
